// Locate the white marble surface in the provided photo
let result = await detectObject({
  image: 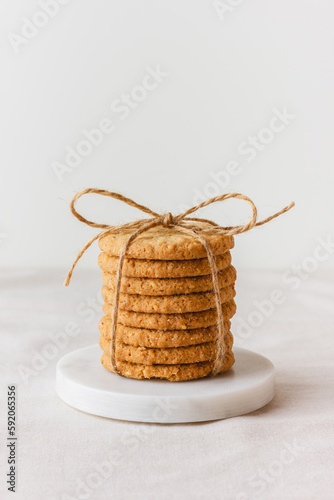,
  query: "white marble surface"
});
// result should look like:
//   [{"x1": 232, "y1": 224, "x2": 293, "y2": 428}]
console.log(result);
[{"x1": 56, "y1": 346, "x2": 275, "y2": 423}]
